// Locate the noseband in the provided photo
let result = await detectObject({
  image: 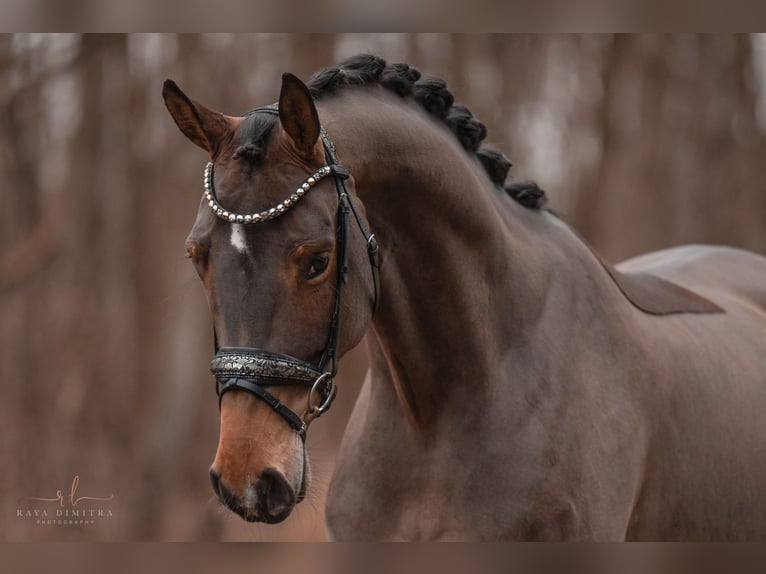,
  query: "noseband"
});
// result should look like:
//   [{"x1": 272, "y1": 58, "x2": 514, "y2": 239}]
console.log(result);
[{"x1": 205, "y1": 105, "x2": 380, "y2": 440}]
